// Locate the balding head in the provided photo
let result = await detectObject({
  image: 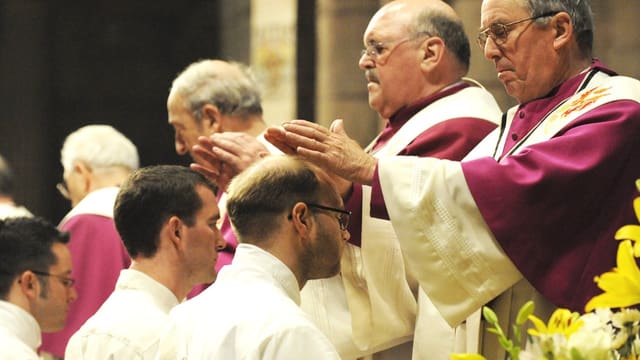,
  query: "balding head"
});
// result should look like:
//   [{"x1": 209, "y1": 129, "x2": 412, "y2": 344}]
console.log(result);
[
  {"x1": 225, "y1": 155, "x2": 341, "y2": 243},
  {"x1": 360, "y1": 0, "x2": 471, "y2": 118}
]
